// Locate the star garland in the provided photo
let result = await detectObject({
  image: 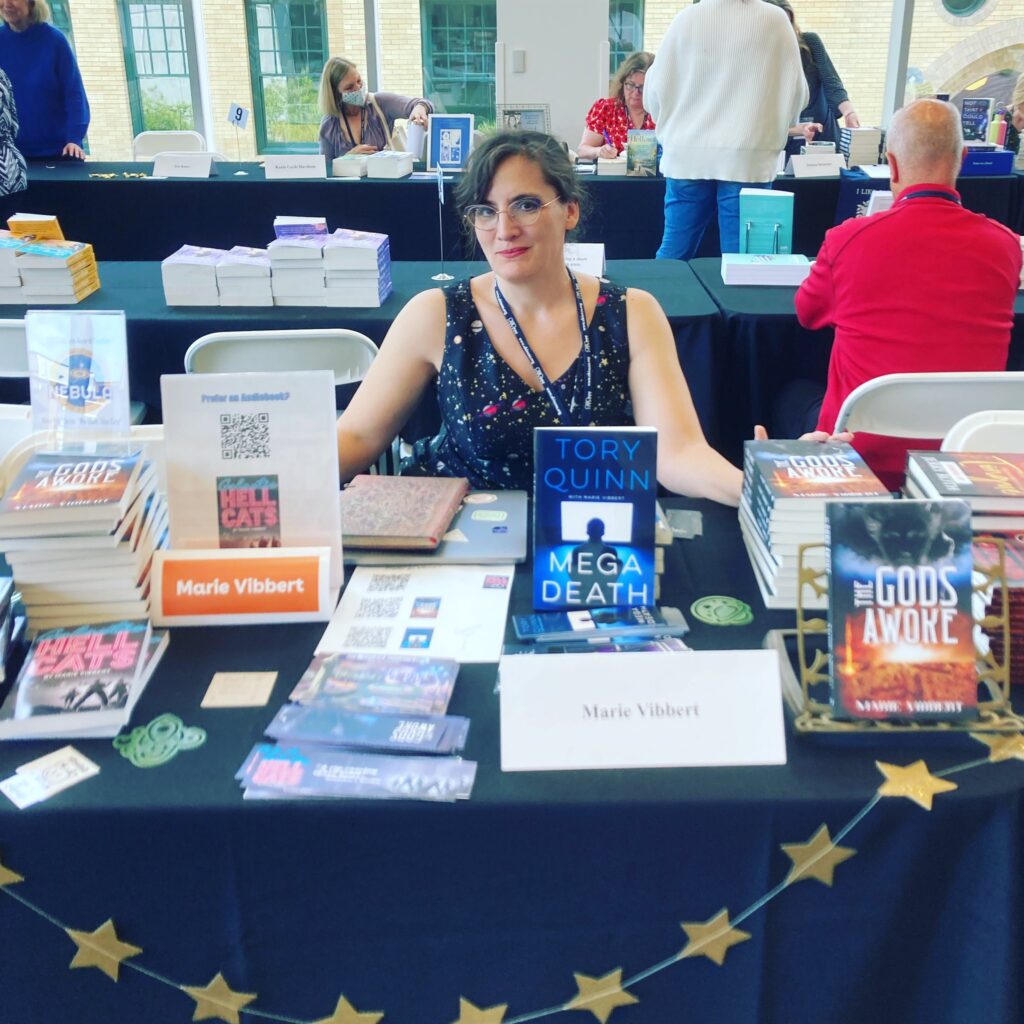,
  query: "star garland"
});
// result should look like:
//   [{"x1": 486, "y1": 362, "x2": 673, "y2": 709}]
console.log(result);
[{"x1": 1, "y1": 735, "x2": 1022, "y2": 1024}]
